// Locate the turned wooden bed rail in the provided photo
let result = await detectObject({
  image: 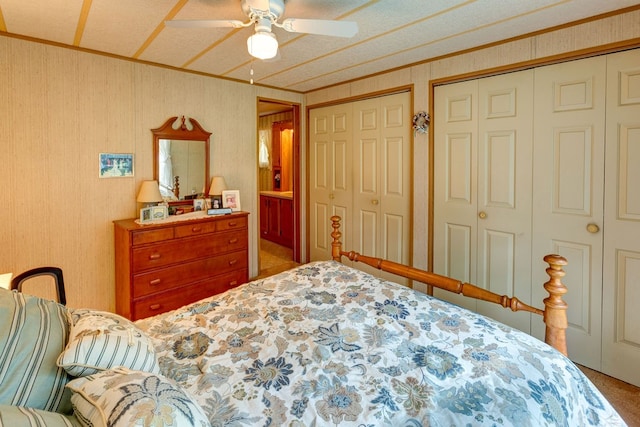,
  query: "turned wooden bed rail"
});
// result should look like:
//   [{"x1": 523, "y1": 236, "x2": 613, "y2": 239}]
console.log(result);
[{"x1": 329, "y1": 215, "x2": 569, "y2": 356}]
